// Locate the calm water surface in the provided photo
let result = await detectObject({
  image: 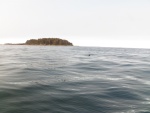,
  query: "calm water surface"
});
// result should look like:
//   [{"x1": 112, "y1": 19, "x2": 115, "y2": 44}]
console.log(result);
[{"x1": 0, "y1": 45, "x2": 150, "y2": 113}]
